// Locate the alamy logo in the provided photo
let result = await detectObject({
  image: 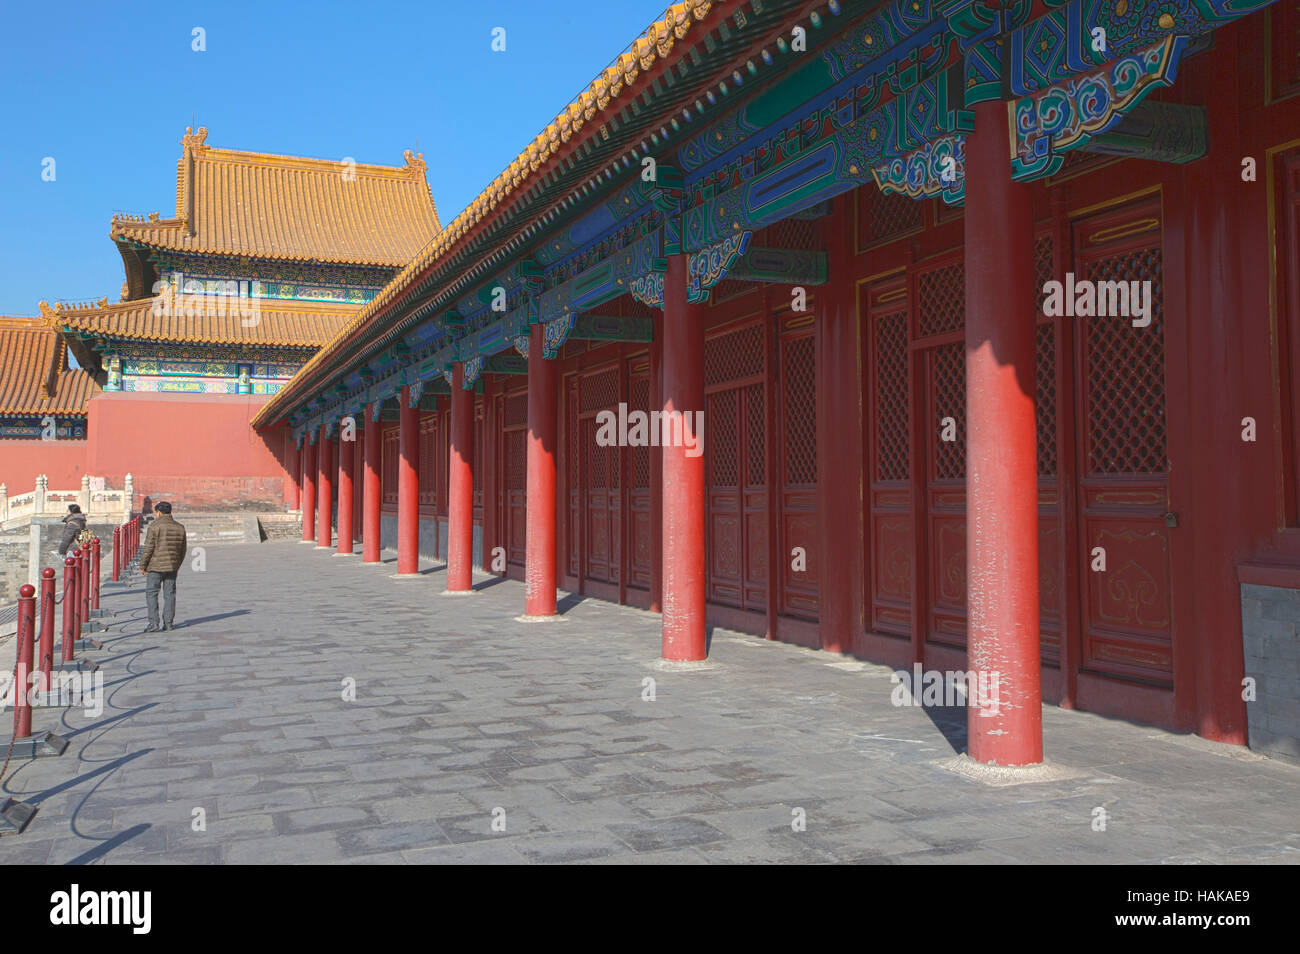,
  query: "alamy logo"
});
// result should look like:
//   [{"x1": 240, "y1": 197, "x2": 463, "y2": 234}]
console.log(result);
[
  {"x1": 49, "y1": 884, "x2": 151, "y2": 934},
  {"x1": 594, "y1": 402, "x2": 704, "y2": 458},
  {"x1": 1041, "y1": 272, "x2": 1153, "y2": 328}
]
